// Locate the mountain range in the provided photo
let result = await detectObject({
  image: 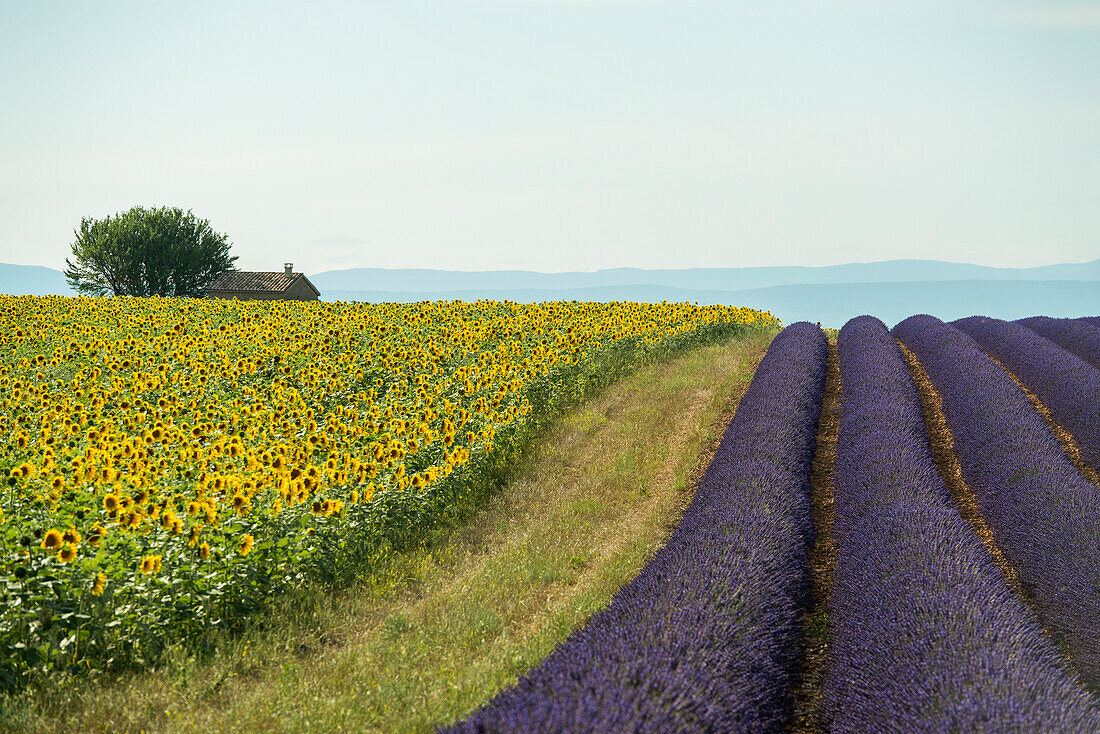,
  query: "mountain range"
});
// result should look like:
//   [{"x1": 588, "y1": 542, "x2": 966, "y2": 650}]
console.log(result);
[
  {"x1": 309, "y1": 259, "x2": 1100, "y2": 293},
  {"x1": 0, "y1": 263, "x2": 75, "y2": 297},
  {"x1": 3, "y1": 259, "x2": 1097, "y2": 328}
]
